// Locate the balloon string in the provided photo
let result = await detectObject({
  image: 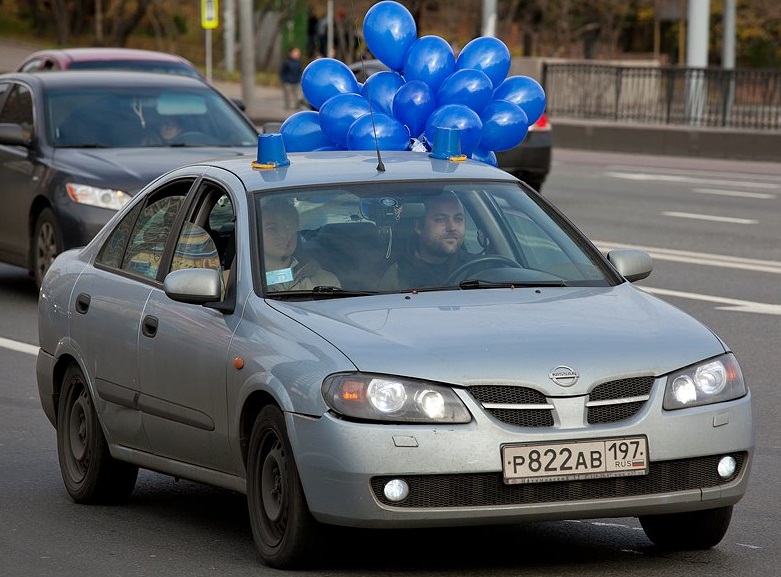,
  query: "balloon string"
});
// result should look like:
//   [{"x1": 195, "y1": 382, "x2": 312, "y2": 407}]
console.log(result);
[{"x1": 350, "y1": 0, "x2": 385, "y2": 172}]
